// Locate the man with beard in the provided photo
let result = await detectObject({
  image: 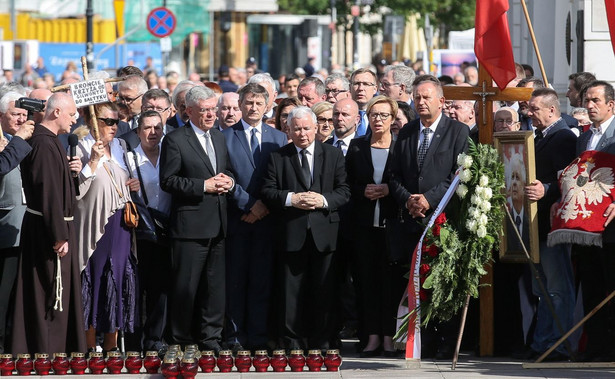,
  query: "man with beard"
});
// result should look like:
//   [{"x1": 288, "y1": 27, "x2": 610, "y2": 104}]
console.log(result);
[{"x1": 216, "y1": 93, "x2": 242, "y2": 130}]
